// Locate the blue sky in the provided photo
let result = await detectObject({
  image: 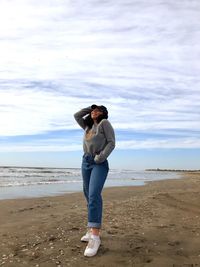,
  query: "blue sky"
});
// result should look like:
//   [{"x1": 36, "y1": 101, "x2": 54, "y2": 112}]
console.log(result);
[{"x1": 0, "y1": 0, "x2": 200, "y2": 170}]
